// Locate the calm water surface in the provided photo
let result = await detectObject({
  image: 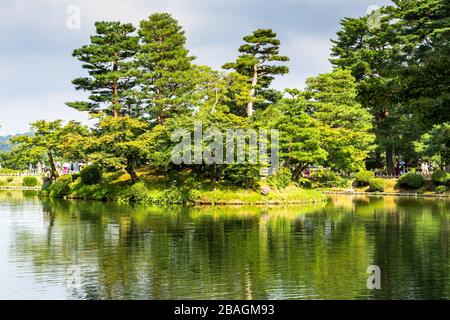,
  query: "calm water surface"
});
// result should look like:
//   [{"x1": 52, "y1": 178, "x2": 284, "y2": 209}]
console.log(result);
[{"x1": 0, "y1": 191, "x2": 449, "y2": 300}]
